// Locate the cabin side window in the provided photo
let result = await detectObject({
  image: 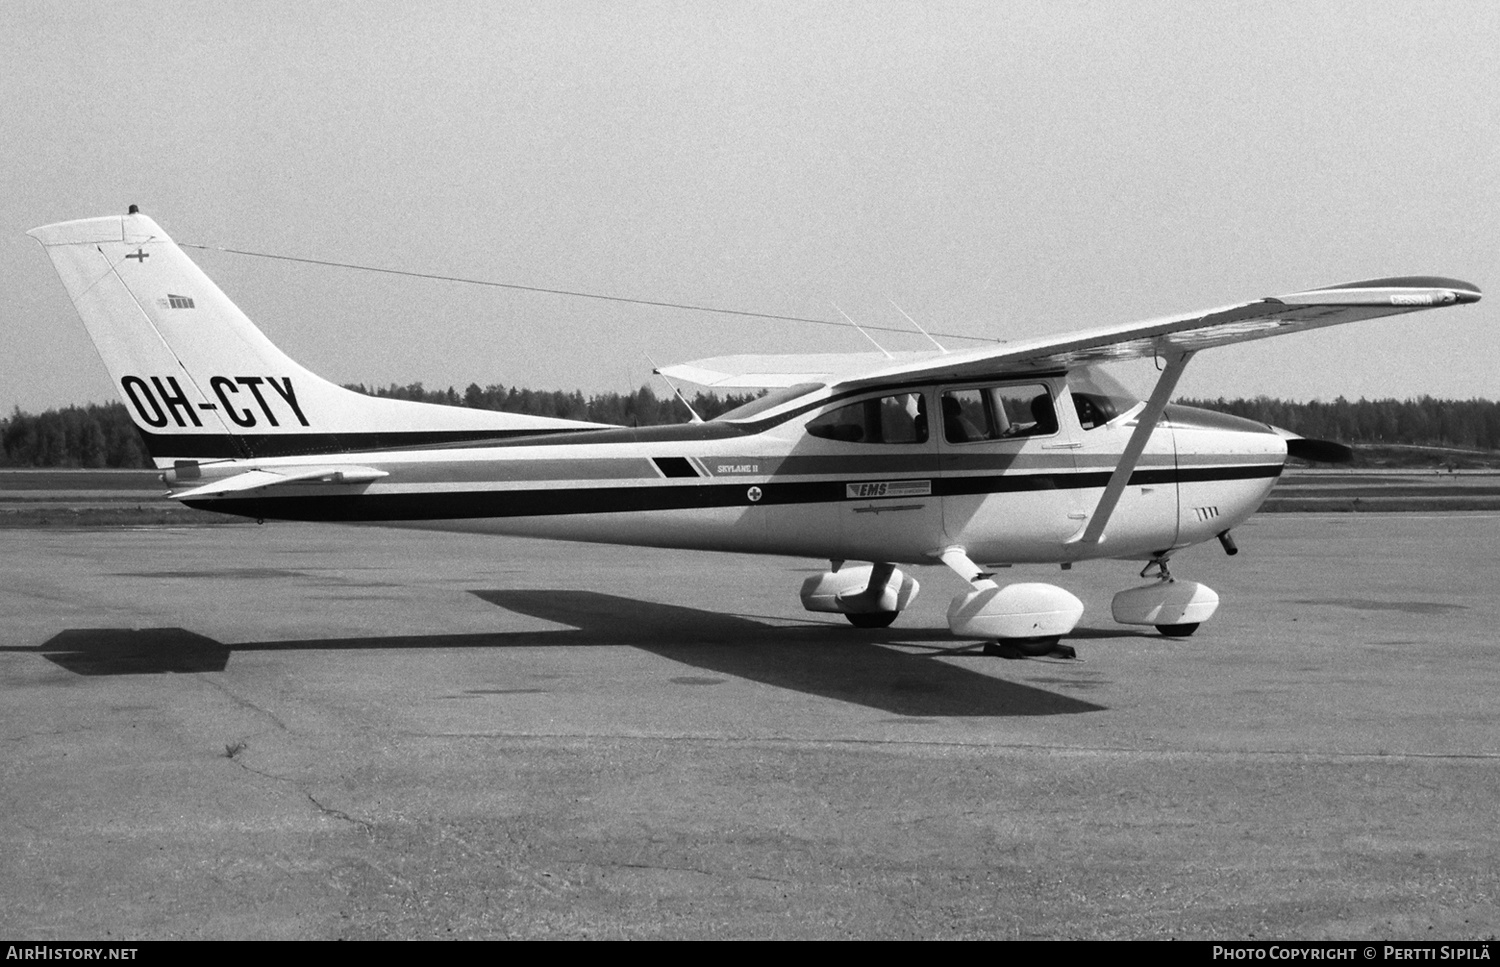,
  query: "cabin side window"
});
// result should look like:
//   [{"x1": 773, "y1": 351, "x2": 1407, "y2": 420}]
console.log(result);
[
  {"x1": 940, "y1": 384, "x2": 1057, "y2": 444},
  {"x1": 805, "y1": 392, "x2": 928, "y2": 444}
]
